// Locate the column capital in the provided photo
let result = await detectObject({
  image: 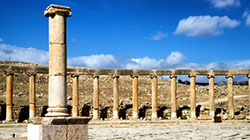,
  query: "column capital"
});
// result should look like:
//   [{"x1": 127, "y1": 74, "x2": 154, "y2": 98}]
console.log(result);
[
  {"x1": 226, "y1": 75, "x2": 234, "y2": 79},
  {"x1": 169, "y1": 75, "x2": 177, "y2": 79},
  {"x1": 44, "y1": 4, "x2": 72, "y2": 17},
  {"x1": 150, "y1": 75, "x2": 158, "y2": 79},
  {"x1": 207, "y1": 75, "x2": 215, "y2": 79},
  {"x1": 131, "y1": 75, "x2": 139, "y2": 78},
  {"x1": 93, "y1": 75, "x2": 99, "y2": 79},
  {"x1": 188, "y1": 74, "x2": 196, "y2": 78},
  {"x1": 5, "y1": 72, "x2": 14, "y2": 76},
  {"x1": 27, "y1": 72, "x2": 36, "y2": 77},
  {"x1": 71, "y1": 74, "x2": 79, "y2": 78},
  {"x1": 112, "y1": 75, "x2": 119, "y2": 79}
]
